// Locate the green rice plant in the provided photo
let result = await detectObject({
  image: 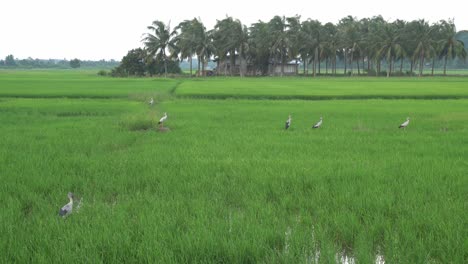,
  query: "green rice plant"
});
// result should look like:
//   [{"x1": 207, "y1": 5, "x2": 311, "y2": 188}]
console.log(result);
[{"x1": 0, "y1": 70, "x2": 467, "y2": 263}]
